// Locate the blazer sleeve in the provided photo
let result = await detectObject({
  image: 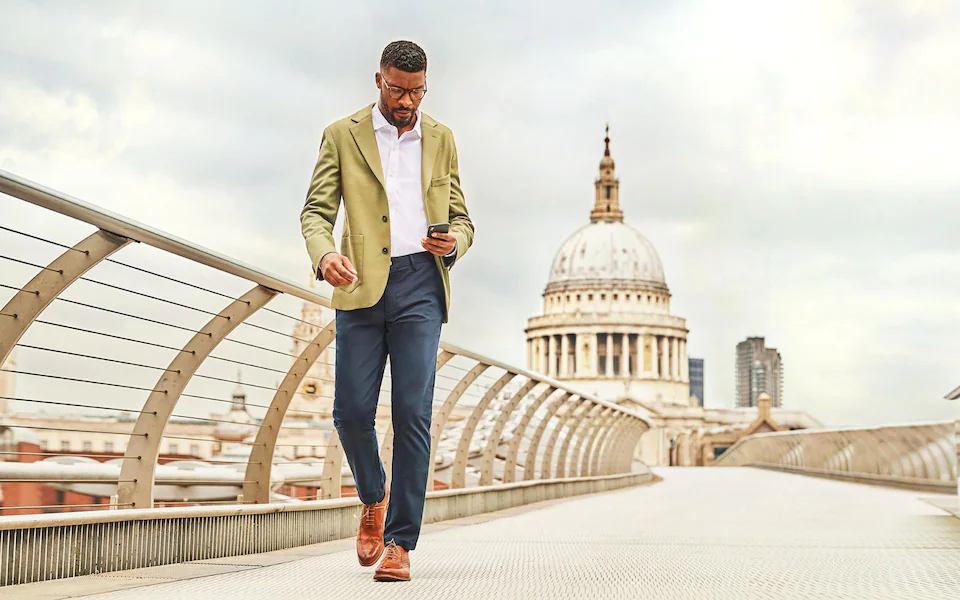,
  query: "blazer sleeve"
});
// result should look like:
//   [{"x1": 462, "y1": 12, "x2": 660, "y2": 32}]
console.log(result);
[
  {"x1": 301, "y1": 127, "x2": 341, "y2": 280},
  {"x1": 444, "y1": 133, "x2": 475, "y2": 269}
]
